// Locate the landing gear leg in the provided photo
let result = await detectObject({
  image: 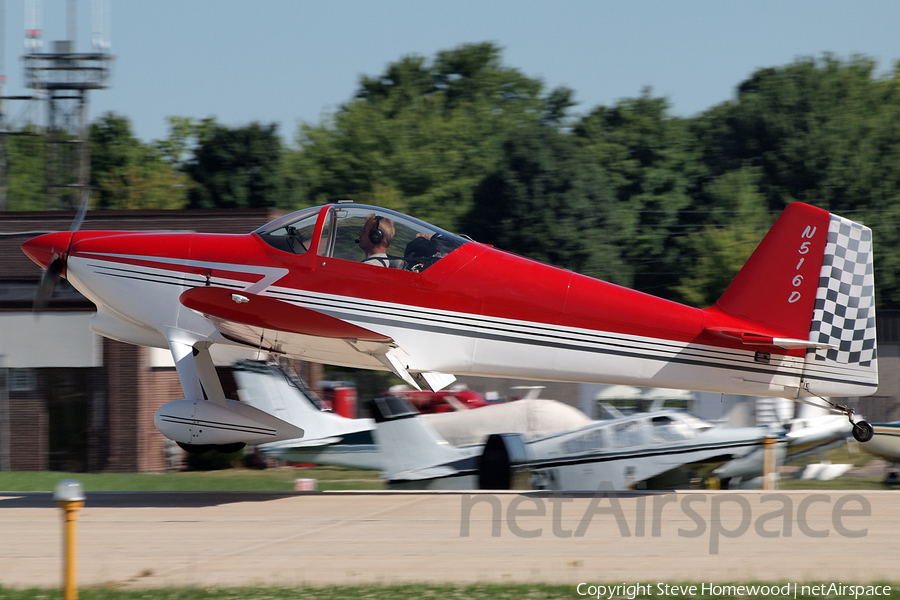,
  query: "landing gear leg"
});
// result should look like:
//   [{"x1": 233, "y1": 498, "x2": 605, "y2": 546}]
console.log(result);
[{"x1": 797, "y1": 393, "x2": 873, "y2": 442}]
